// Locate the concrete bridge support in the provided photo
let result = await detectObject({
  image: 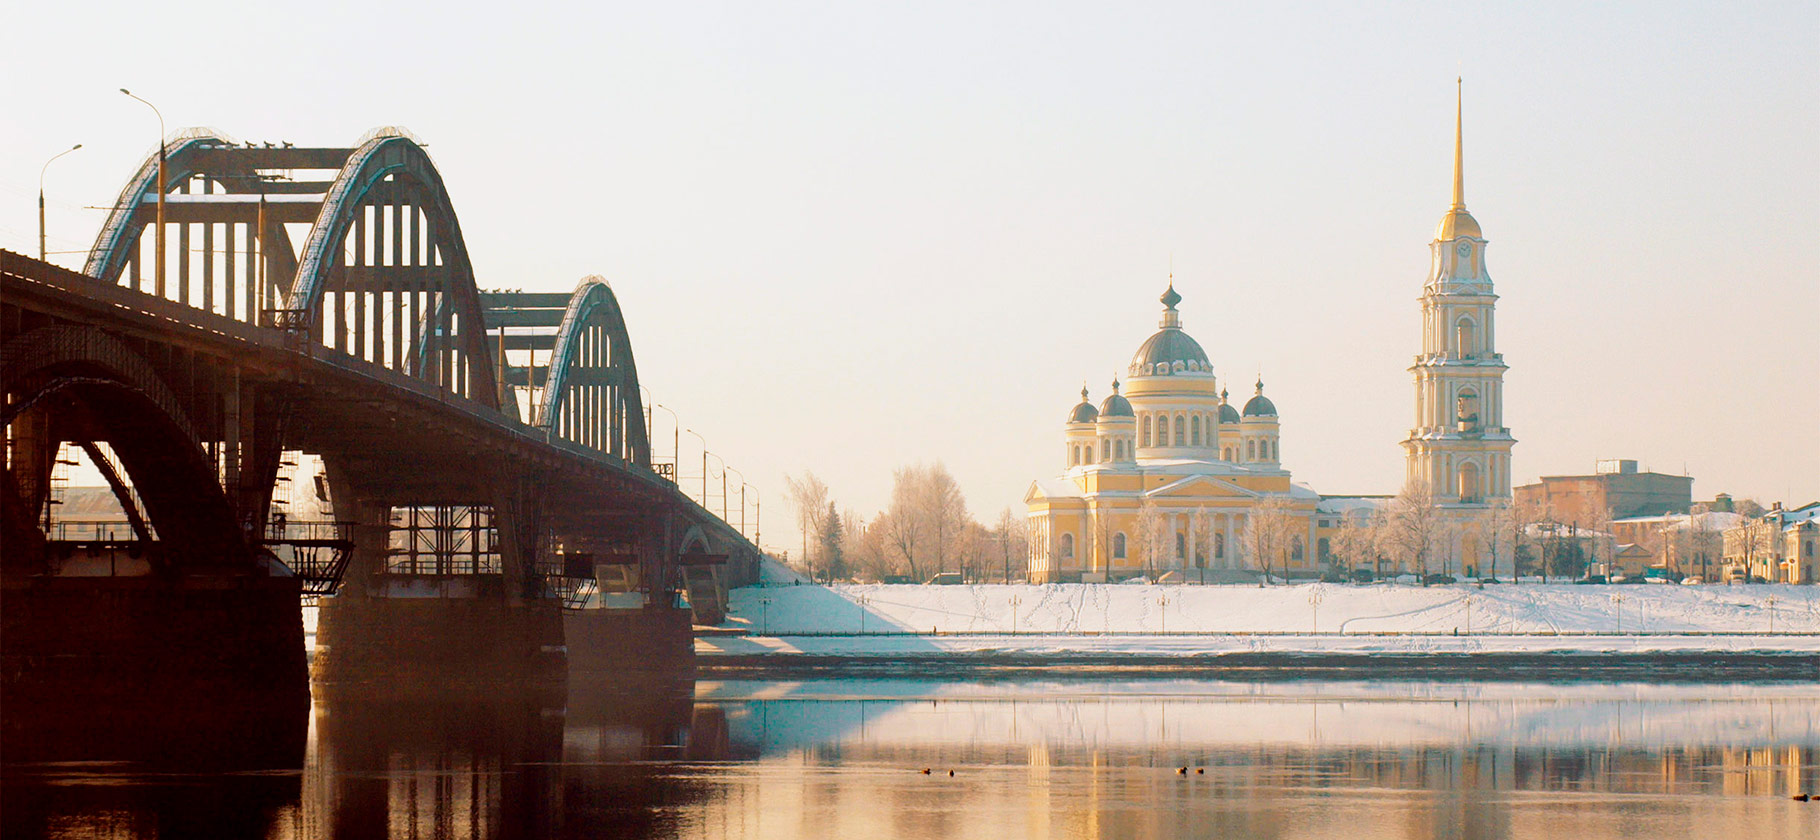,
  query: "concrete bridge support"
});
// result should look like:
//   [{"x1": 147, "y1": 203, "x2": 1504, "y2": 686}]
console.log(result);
[{"x1": 310, "y1": 461, "x2": 565, "y2": 688}]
